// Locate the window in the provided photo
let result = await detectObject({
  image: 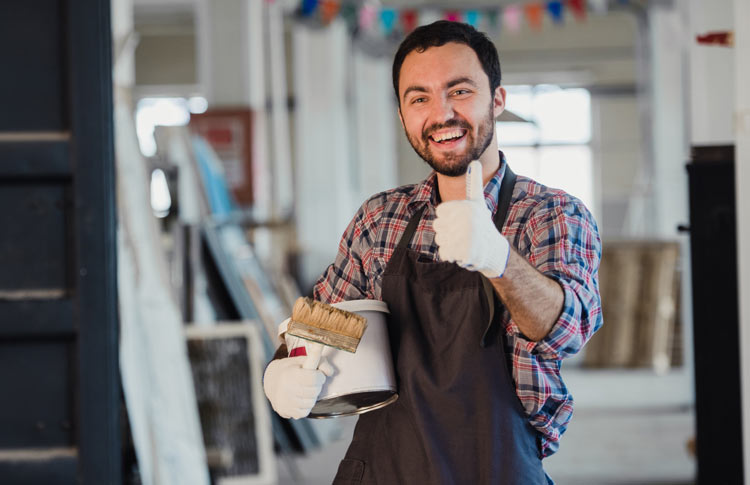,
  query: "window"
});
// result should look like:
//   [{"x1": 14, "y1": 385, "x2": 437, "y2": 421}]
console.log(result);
[
  {"x1": 134, "y1": 96, "x2": 208, "y2": 217},
  {"x1": 135, "y1": 96, "x2": 208, "y2": 157},
  {"x1": 497, "y1": 85, "x2": 595, "y2": 215}
]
